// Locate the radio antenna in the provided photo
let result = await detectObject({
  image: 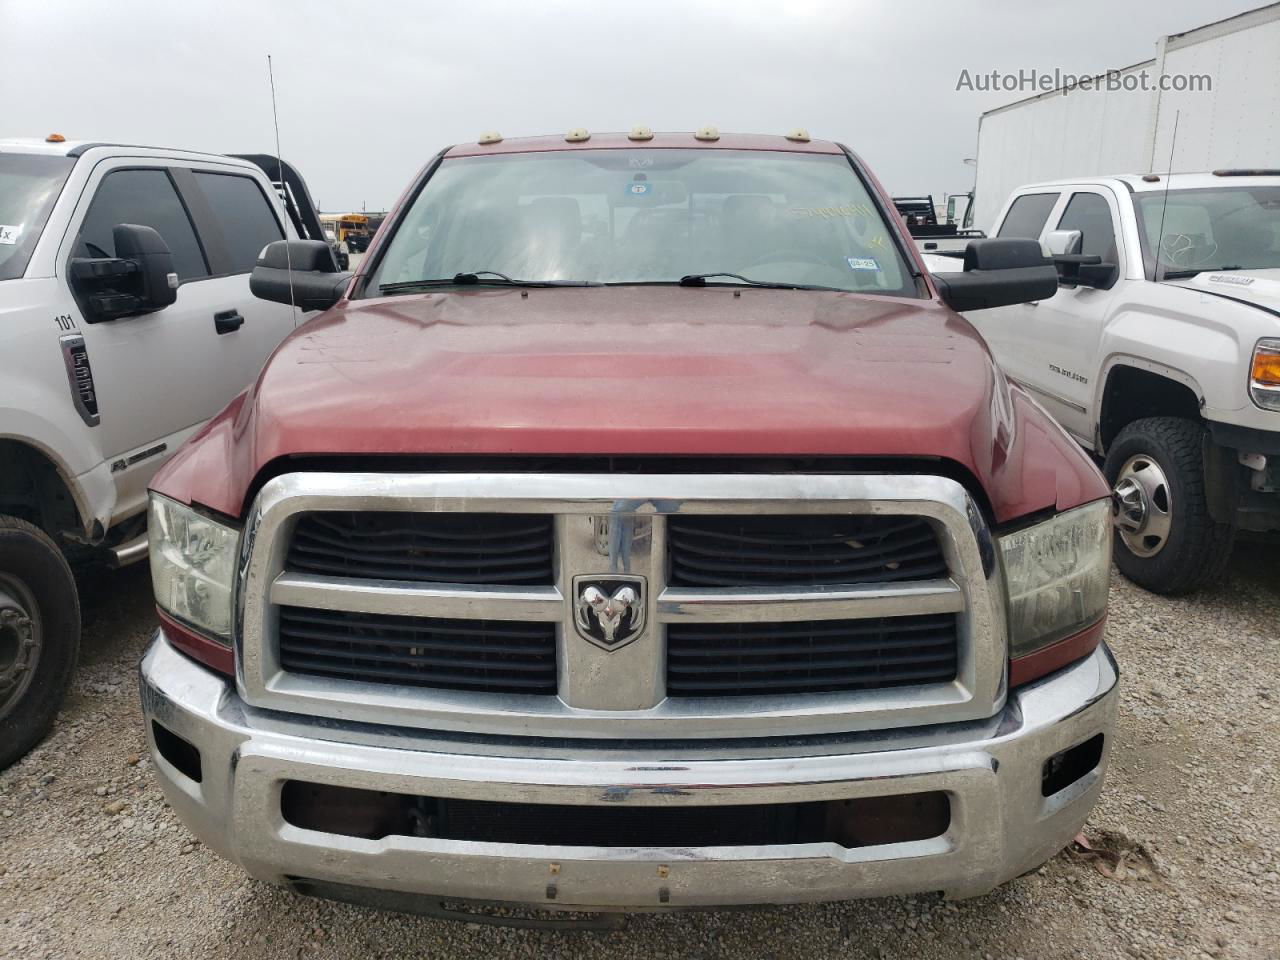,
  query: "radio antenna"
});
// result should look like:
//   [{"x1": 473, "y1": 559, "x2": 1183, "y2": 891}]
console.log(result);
[
  {"x1": 267, "y1": 54, "x2": 297, "y2": 324},
  {"x1": 1153, "y1": 109, "x2": 1179, "y2": 283}
]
